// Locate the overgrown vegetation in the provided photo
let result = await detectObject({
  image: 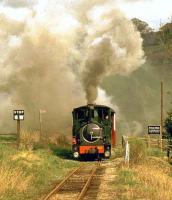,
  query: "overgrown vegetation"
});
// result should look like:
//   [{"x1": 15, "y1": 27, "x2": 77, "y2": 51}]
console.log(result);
[
  {"x1": 112, "y1": 140, "x2": 172, "y2": 200},
  {"x1": 0, "y1": 144, "x2": 79, "y2": 200},
  {"x1": 113, "y1": 160, "x2": 172, "y2": 200}
]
